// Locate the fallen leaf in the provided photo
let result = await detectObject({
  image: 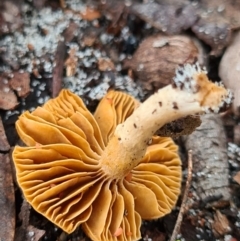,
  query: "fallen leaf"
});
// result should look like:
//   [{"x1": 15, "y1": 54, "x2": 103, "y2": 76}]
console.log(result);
[
  {"x1": 9, "y1": 71, "x2": 30, "y2": 98},
  {"x1": 80, "y1": 7, "x2": 101, "y2": 21},
  {"x1": 123, "y1": 34, "x2": 199, "y2": 91},
  {"x1": 98, "y1": 57, "x2": 115, "y2": 71},
  {"x1": 0, "y1": 153, "x2": 15, "y2": 240},
  {"x1": 233, "y1": 171, "x2": 240, "y2": 185},
  {"x1": 0, "y1": 75, "x2": 18, "y2": 110},
  {"x1": 212, "y1": 210, "x2": 231, "y2": 237}
]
